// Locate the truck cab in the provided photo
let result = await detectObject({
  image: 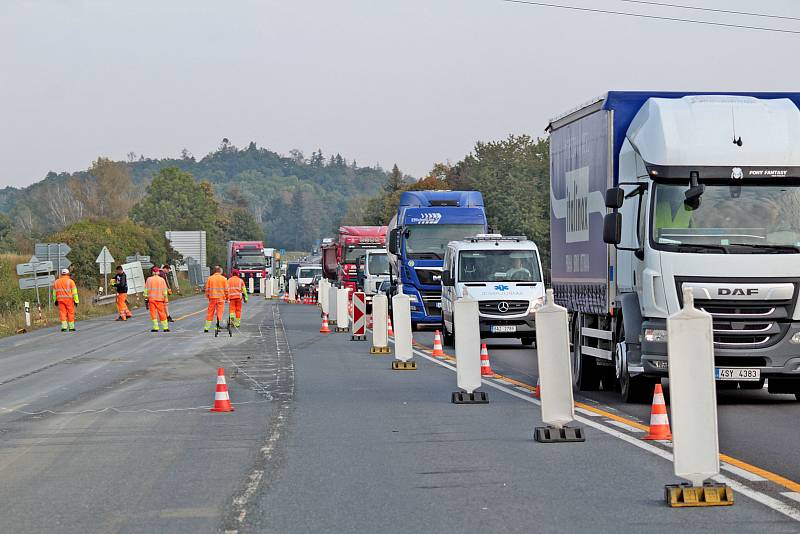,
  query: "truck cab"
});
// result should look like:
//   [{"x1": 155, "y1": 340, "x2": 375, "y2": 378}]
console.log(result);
[
  {"x1": 356, "y1": 249, "x2": 390, "y2": 303},
  {"x1": 440, "y1": 235, "x2": 545, "y2": 346}
]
